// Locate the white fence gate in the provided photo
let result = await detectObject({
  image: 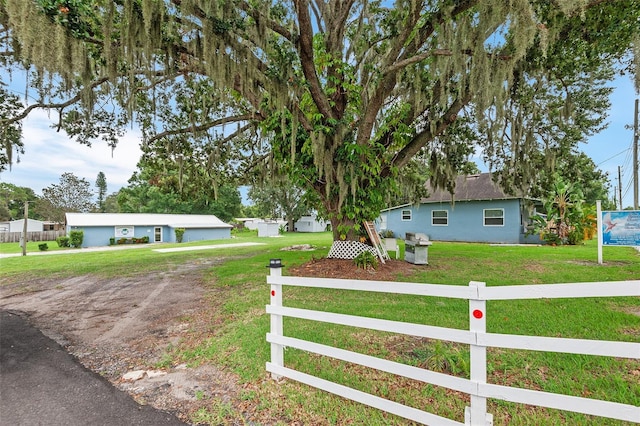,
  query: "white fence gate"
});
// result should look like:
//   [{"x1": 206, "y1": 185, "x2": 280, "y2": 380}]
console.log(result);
[{"x1": 266, "y1": 261, "x2": 640, "y2": 425}]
